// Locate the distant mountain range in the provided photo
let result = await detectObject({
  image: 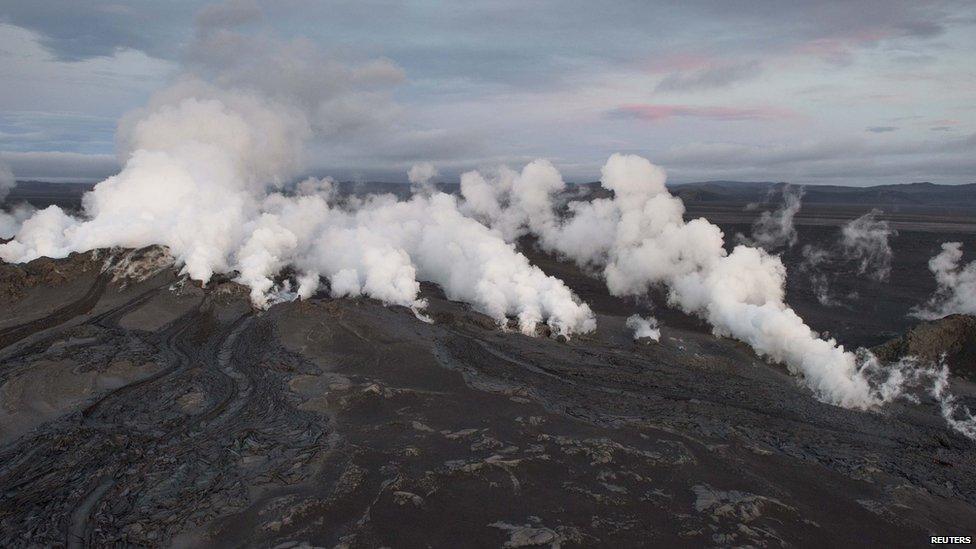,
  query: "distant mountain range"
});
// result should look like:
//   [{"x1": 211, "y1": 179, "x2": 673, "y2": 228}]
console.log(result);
[
  {"x1": 6, "y1": 179, "x2": 976, "y2": 212},
  {"x1": 668, "y1": 180, "x2": 976, "y2": 208}
]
